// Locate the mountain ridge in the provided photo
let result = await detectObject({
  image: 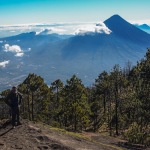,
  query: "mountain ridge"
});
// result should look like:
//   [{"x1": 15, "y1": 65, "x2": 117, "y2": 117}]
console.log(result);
[
  {"x1": 134, "y1": 23, "x2": 150, "y2": 34},
  {"x1": 104, "y1": 14, "x2": 150, "y2": 44},
  {"x1": 0, "y1": 14, "x2": 150, "y2": 91}
]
